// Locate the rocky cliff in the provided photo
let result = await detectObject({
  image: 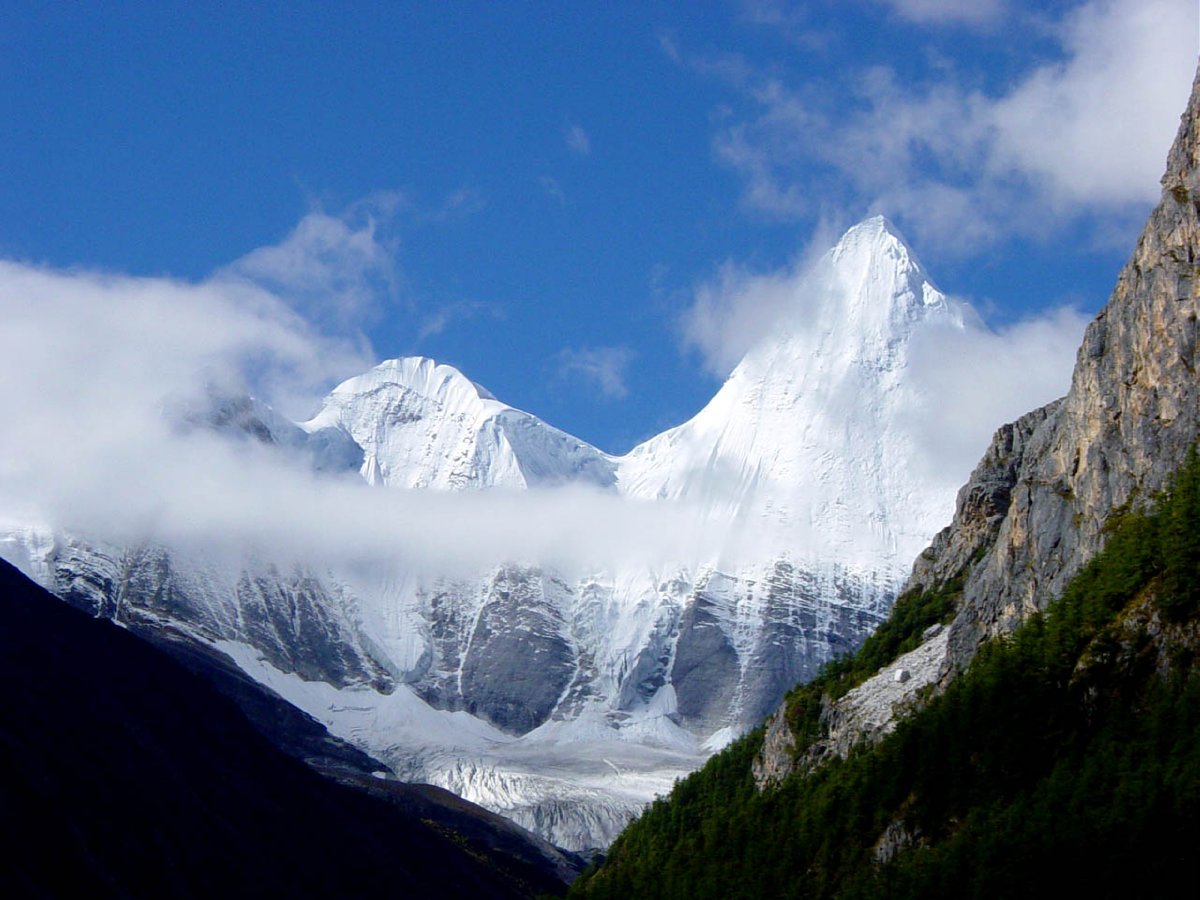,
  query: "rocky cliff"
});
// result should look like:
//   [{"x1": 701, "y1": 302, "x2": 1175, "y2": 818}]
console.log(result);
[{"x1": 929, "y1": 64, "x2": 1200, "y2": 672}]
